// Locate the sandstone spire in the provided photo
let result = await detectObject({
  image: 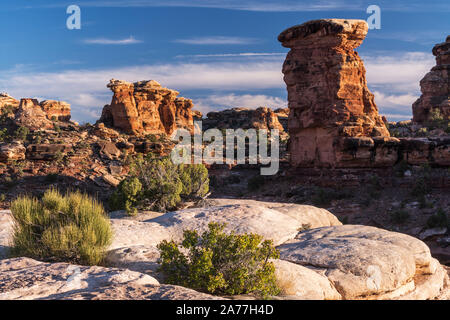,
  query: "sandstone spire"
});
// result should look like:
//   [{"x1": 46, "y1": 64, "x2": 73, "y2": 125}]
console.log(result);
[
  {"x1": 412, "y1": 35, "x2": 450, "y2": 123},
  {"x1": 279, "y1": 19, "x2": 390, "y2": 167}
]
